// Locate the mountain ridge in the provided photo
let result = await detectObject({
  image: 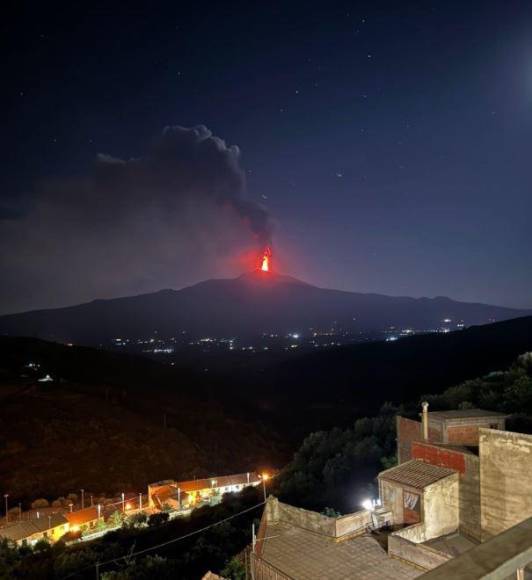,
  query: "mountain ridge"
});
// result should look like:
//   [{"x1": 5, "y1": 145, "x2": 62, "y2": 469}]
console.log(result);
[{"x1": 0, "y1": 272, "x2": 529, "y2": 345}]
